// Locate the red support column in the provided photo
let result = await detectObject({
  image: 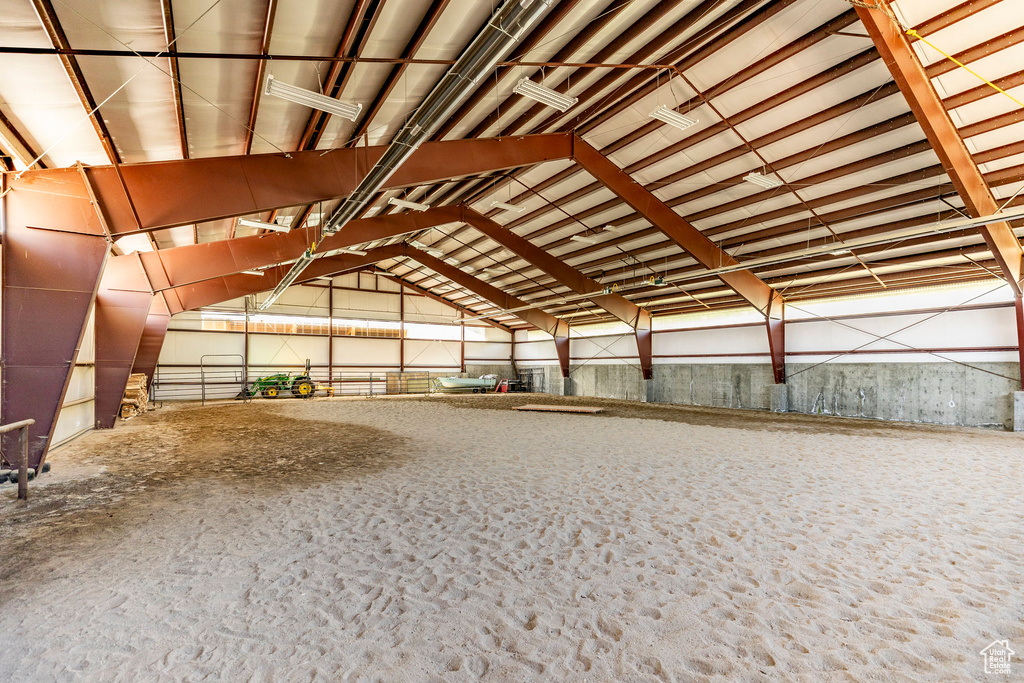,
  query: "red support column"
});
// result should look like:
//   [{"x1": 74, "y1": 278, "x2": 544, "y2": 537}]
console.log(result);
[
  {"x1": 636, "y1": 315, "x2": 653, "y2": 381},
  {"x1": 1, "y1": 168, "x2": 109, "y2": 469},
  {"x1": 405, "y1": 246, "x2": 571, "y2": 378},
  {"x1": 327, "y1": 284, "x2": 334, "y2": 390},
  {"x1": 1015, "y1": 294, "x2": 1024, "y2": 387},
  {"x1": 399, "y1": 284, "x2": 405, "y2": 373},
  {"x1": 459, "y1": 206, "x2": 650, "y2": 378},
  {"x1": 766, "y1": 299, "x2": 786, "y2": 385},
  {"x1": 130, "y1": 293, "x2": 171, "y2": 393},
  {"x1": 94, "y1": 254, "x2": 154, "y2": 428}
]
